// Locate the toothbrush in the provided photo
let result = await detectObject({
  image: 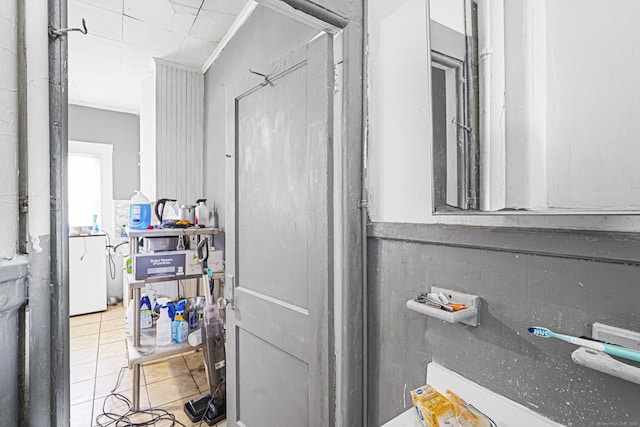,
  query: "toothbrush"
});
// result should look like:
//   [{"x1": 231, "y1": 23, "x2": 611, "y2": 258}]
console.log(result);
[{"x1": 528, "y1": 326, "x2": 640, "y2": 363}]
